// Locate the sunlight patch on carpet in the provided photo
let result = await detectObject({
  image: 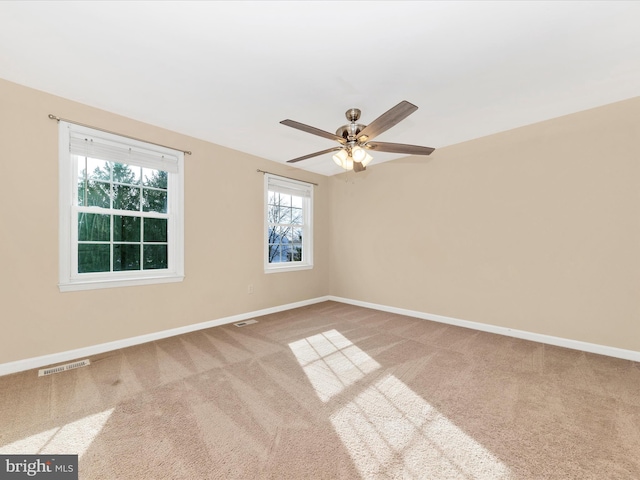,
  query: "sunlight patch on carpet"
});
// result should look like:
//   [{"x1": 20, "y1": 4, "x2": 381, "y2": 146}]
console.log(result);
[
  {"x1": 290, "y1": 330, "x2": 510, "y2": 479},
  {"x1": 329, "y1": 375, "x2": 510, "y2": 478},
  {"x1": 289, "y1": 329, "x2": 381, "y2": 402},
  {"x1": 0, "y1": 408, "x2": 114, "y2": 458}
]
